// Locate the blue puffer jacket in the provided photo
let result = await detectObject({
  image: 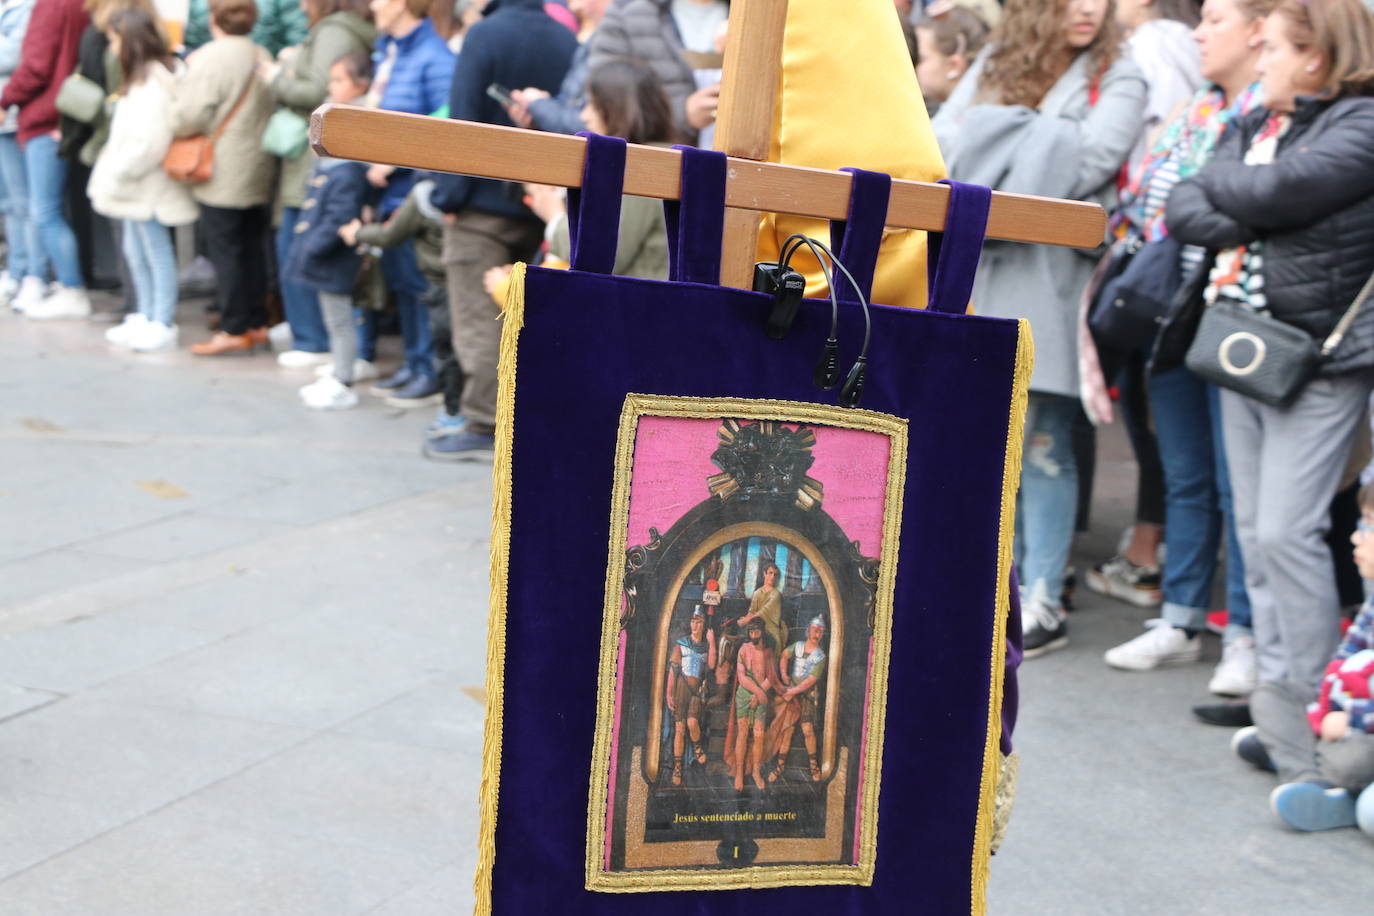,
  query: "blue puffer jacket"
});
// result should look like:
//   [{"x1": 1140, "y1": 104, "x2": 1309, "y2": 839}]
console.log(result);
[
  {"x1": 376, "y1": 17, "x2": 455, "y2": 214},
  {"x1": 430, "y1": 0, "x2": 576, "y2": 218},
  {"x1": 285, "y1": 157, "x2": 370, "y2": 295}
]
